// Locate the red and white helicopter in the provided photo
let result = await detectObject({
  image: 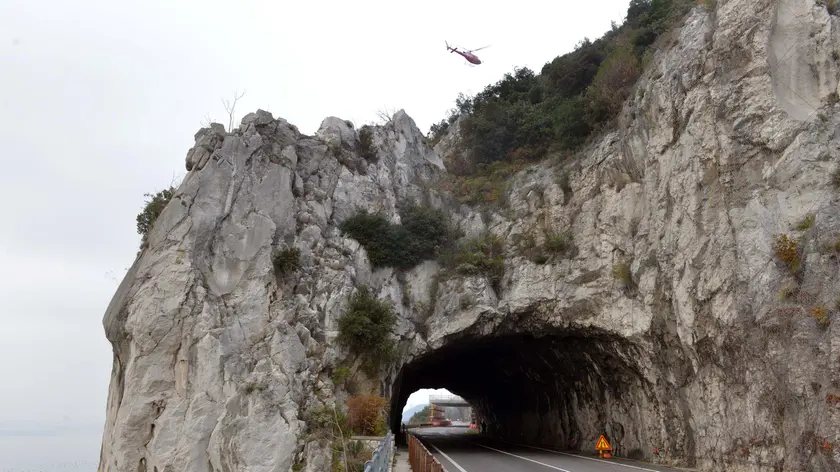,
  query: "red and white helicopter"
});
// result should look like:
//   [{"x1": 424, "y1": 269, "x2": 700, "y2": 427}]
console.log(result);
[{"x1": 445, "y1": 41, "x2": 490, "y2": 66}]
